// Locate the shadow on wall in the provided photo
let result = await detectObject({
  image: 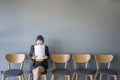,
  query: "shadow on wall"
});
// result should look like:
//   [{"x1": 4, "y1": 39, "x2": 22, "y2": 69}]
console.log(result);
[
  {"x1": 23, "y1": 54, "x2": 32, "y2": 73},
  {"x1": 111, "y1": 52, "x2": 120, "y2": 73},
  {"x1": 110, "y1": 0, "x2": 120, "y2": 2},
  {"x1": 49, "y1": 38, "x2": 65, "y2": 53}
]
